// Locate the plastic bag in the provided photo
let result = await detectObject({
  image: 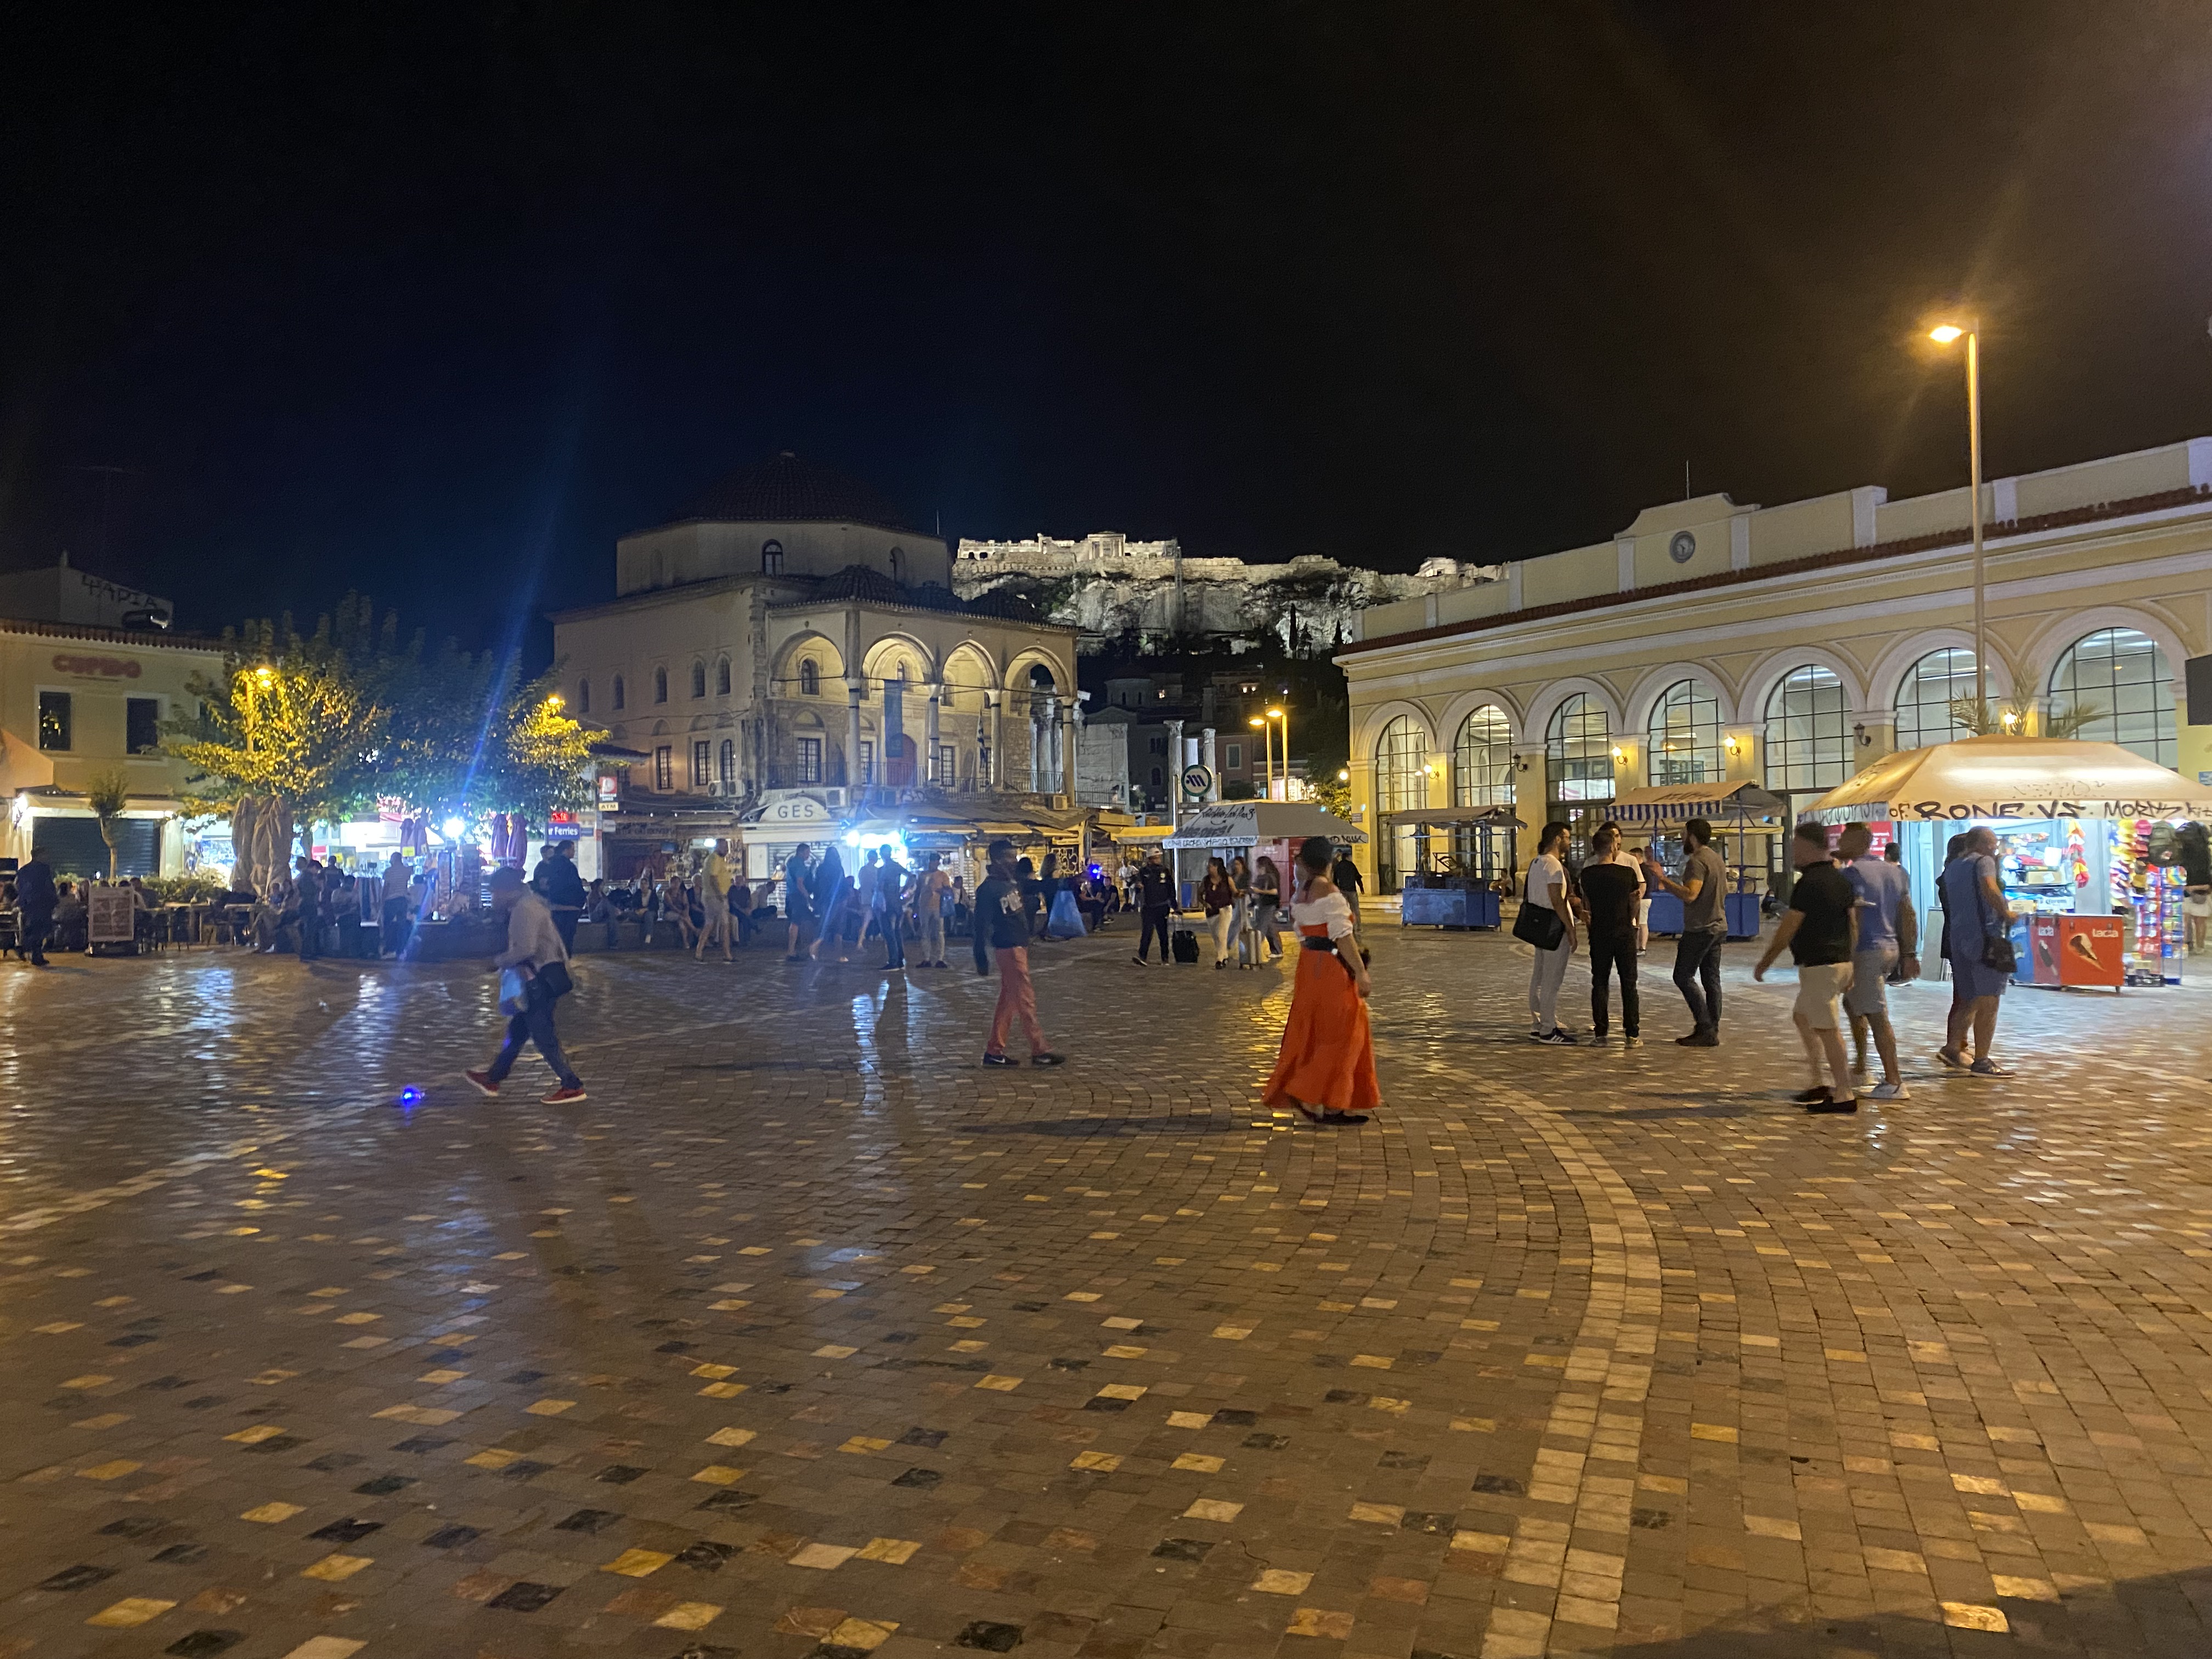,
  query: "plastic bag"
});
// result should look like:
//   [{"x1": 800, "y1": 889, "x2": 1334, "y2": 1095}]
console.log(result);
[{"x1": 499, "y1": 967, "x2": 529, "y2": 1015}]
